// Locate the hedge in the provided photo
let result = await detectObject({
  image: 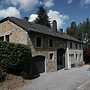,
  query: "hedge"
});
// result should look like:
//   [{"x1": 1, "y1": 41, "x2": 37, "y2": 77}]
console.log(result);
[
  {"x1": 0, "y1": 41, "x2": 32, "y2": 78},
  {"x1": 84, "y1": 48, "x2": 90, "y2": 64}
]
